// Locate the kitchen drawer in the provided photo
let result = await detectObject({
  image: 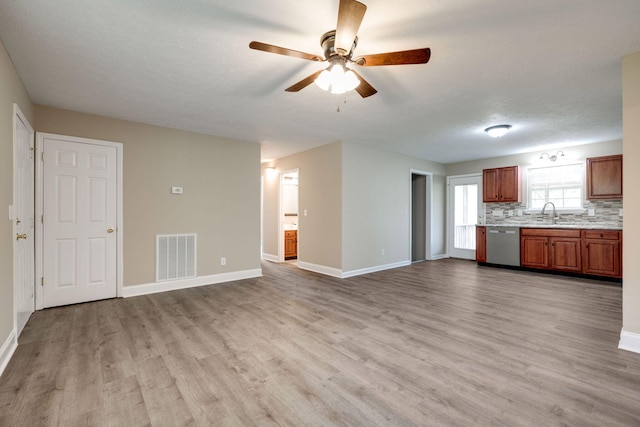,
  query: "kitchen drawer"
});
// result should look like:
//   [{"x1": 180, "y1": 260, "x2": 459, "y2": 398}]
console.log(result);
[
  {"x1": 520, "y1": 228, "x2": 581, "y2": 238},
  {"x1": 582, "y1": 230, "x2": 621, "y2": 240}
]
